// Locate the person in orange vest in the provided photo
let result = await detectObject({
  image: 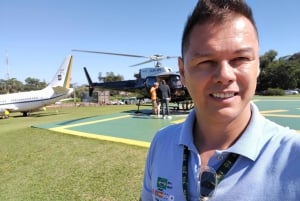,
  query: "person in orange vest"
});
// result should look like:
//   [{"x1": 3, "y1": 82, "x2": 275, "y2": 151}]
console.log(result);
[{"x1": 150, "y1": 82, "x2": 159, "y2": 115}]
